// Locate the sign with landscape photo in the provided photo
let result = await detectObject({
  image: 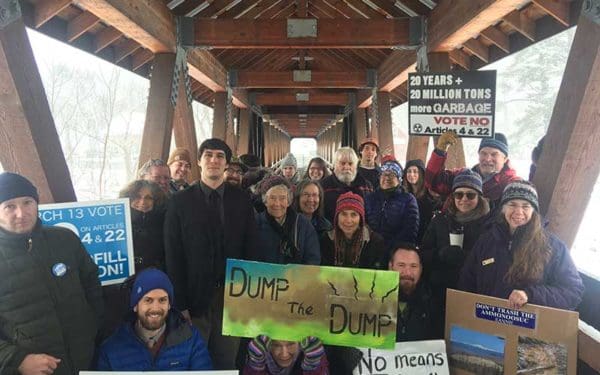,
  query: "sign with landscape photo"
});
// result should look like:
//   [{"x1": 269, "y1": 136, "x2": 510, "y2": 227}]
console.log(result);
[{"x1": 445, "y1": 289, "x2": 578, "y2": 375}]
